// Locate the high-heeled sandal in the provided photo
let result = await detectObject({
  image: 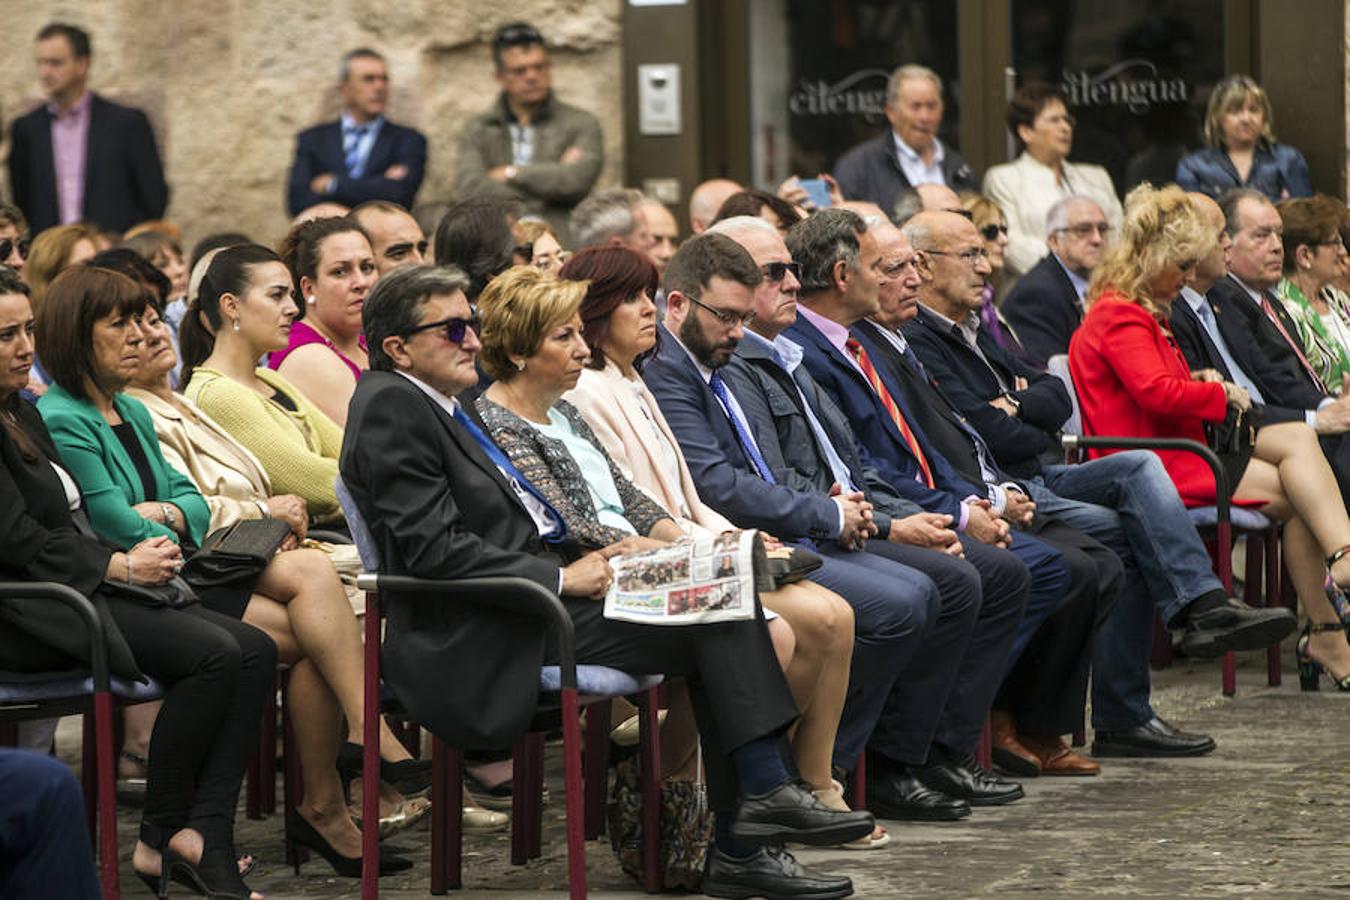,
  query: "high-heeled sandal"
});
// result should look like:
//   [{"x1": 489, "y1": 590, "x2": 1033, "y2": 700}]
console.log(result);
[
  {"x1": 157, "y1": 844, "x2": 255, "y2": 899},
  {"x1": 284, "y1": 807, "x2": 413, "y2": 877},
  {"x1": 1326, "y1": 545, "x2": 1350, "y2": 584},
  {"x1": 336, "y1": 741, "x2": 432, "y2": 798},
  {"x1": 1296, "y1": 621, "x2": 1350, "y2": 692}
]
